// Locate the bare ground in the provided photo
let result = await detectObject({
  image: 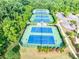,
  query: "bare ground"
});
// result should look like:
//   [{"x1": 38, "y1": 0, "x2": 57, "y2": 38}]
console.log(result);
[{"x1": 20, "y1": 47, "x2": 72, "y2": 59}]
